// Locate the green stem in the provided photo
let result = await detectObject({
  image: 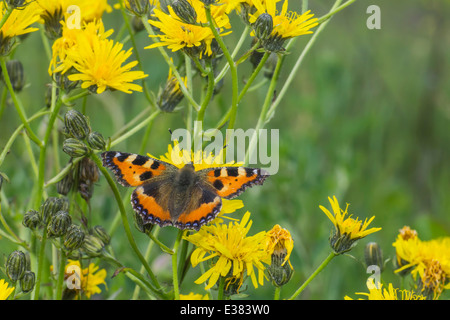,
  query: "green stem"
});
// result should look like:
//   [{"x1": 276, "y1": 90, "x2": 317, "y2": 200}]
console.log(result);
[
  {"x1": 34, "y1": 83, "x2": 63, "y2": 208},
  {"x1": 217, "y1": 276, "x2": 226, "y2": 300},
  {"x1": 172, "y1": 230, "x2": 184, "y2": 300},
  {"x1": 110, "y1": 109, "x2": 160, "y2": 148},
  {"x1": 238, "y1": 52, "x2": 270, "y2": 103},
  {"x1": 267, "y1": 0, "x2": 344, "y2": 121},
  {"x1": 196, "y1": 60, "x2": 215, "y2": 123},
  {"x1": 288, "y1": 252, "x2": 336, "y2": 300},
  {"x1": 141, "y1": 17, "x2": 200, "y2": 111},
  {"x1": 33, "y1": 231, "x2": 48, "y2": 300},
  {"x1": 274, "y1": 286, "x2": 281, "y2": 300},
  {"x1": 55, "y1": 247, "x2": 67, "y2": 300},
  {"x1": 90, "y1": 152, "x2": 165, "y2": 295},
  {"x1": 0, "y1": 6, "x2": 13, "y2": 31},
  {"x1": 204, "y1": 6, "x2": 238, "y2": 132},
  {"x1": 214, "y1": 25, "x2": 250, "y2": 85},
  {"x1": 235, "y1": 39, "x2": 261, "y2": 66},
  {"x1": 185, "y1": 53, "x2": 194, "y2": 134},
  {"x1": 0, "y1": 58, "x2": 42, "y2": 147},
  {"x1": 0, "y1": 110, "x2": 50, "y2": 167},
  {"x1": 316, "y1": 0, "x2": 356, "y2": 24}
]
